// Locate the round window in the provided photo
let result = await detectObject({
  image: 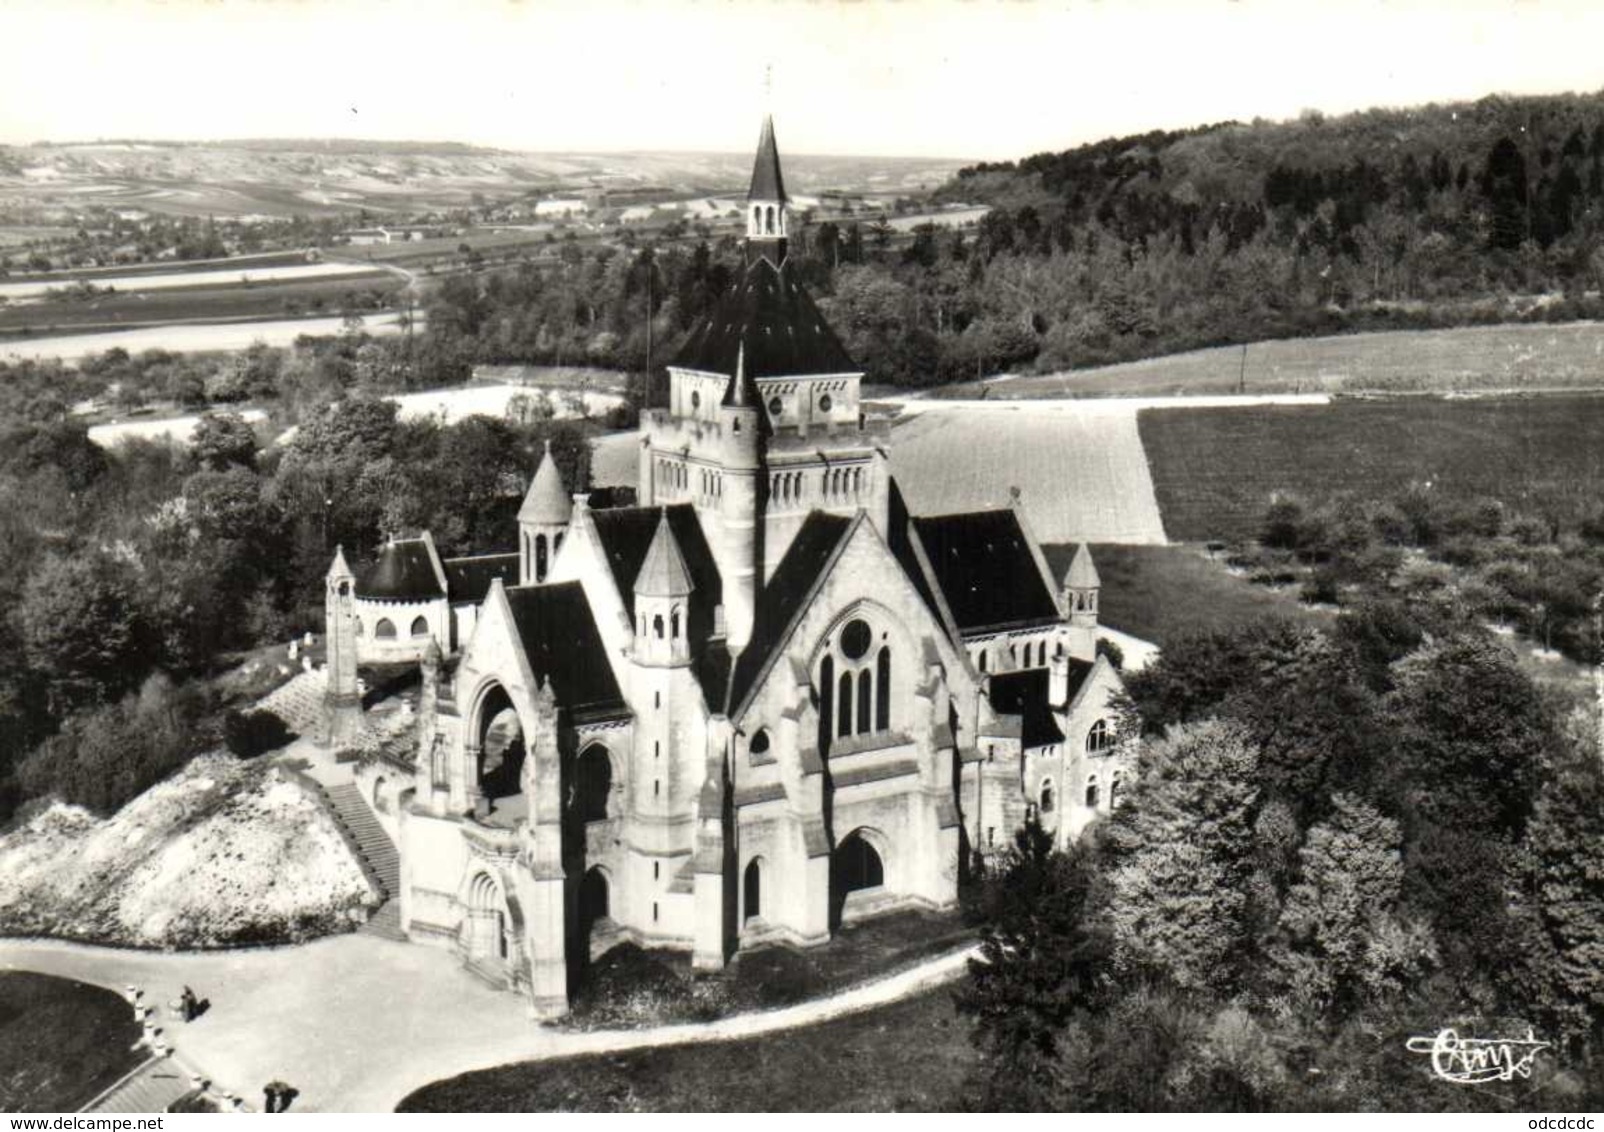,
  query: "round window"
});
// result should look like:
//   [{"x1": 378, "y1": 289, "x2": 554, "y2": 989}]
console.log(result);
[
  {"x1": 749, "y1": 728, "x2": 771, "y2": 755},
  {"x1": 840, "y1": 618, "x2": 872, "y2": 661},
  {"x1": 691, "y1": 390, "x2": 701, "y2": 410},
  {"x1": 768, "y1": 396, "x2": 783, "y2": 416},
  {"x1": 819, "y1": 393, "x2": 833, "y2": 412}
]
